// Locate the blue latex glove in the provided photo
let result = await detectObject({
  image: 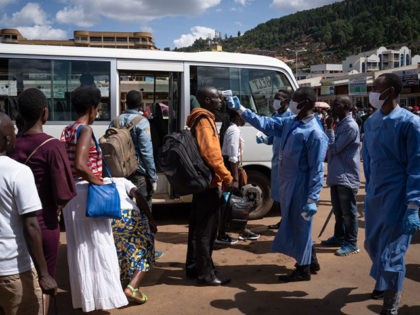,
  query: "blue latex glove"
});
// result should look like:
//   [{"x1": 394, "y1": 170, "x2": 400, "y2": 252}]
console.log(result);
[
  {"x1": 256, "y1": 135, "x2": 266, "y2": 144},
  {"x1": 403, "y1": 209, "x2": 420, "y2": 235},
  {"x1": 226, "y1": 95, "x2": 241, "y2": 110},
  {"x1": 301, "y1": 203, "x2": 317, "y2": 221}
]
